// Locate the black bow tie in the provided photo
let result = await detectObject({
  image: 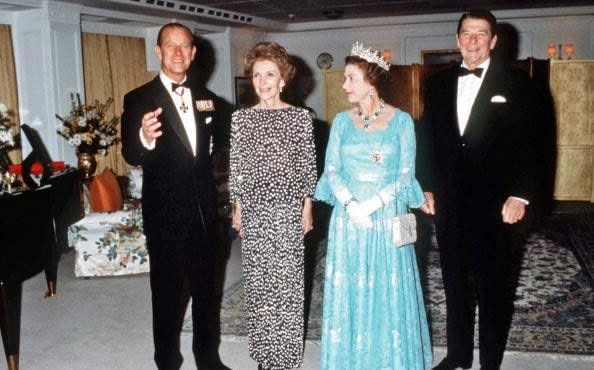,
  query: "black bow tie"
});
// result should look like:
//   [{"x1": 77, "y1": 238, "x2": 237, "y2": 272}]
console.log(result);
[
  {"x1": 458, "y1": 67, "x2": 484, "y2": 78},
  {"x1": 171, "y1": 81, "x2": 188, "y2": 91}
]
